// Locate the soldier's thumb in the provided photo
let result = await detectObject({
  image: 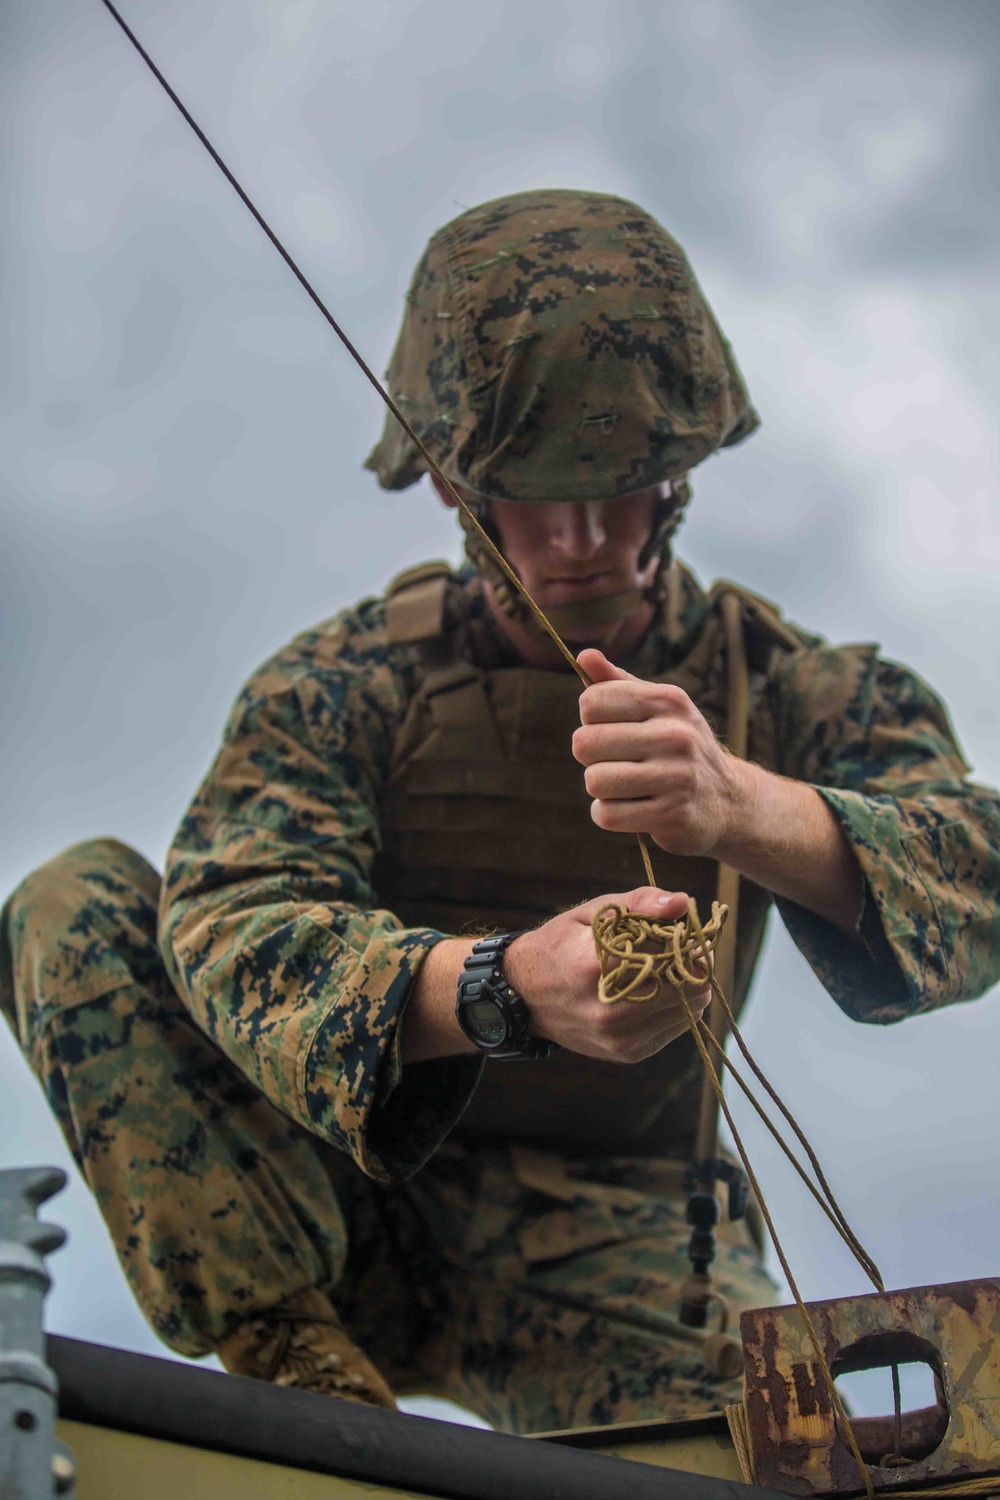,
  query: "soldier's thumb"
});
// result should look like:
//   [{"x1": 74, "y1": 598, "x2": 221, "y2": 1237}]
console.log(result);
[
  {"x1": 576, "y1": 648, "x2": 635, "y2": 683},
  {"x1": 573, "y1": 888, "x2": 688, "y2": 923}
]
